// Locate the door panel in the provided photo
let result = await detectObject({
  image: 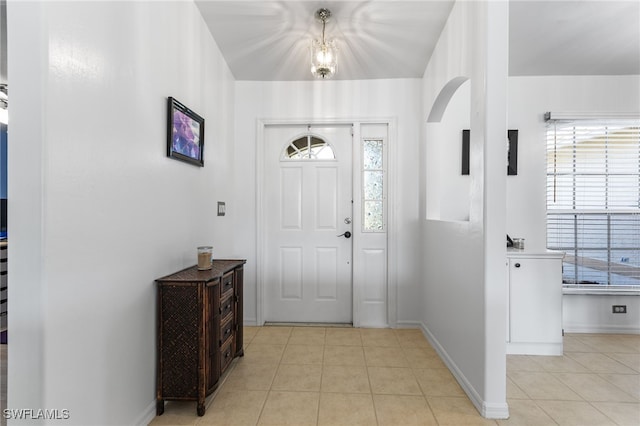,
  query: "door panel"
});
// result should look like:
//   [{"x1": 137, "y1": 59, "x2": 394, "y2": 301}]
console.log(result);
[{"x1": 264, "y1": 125, "x2": 352, "y2": 323}]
